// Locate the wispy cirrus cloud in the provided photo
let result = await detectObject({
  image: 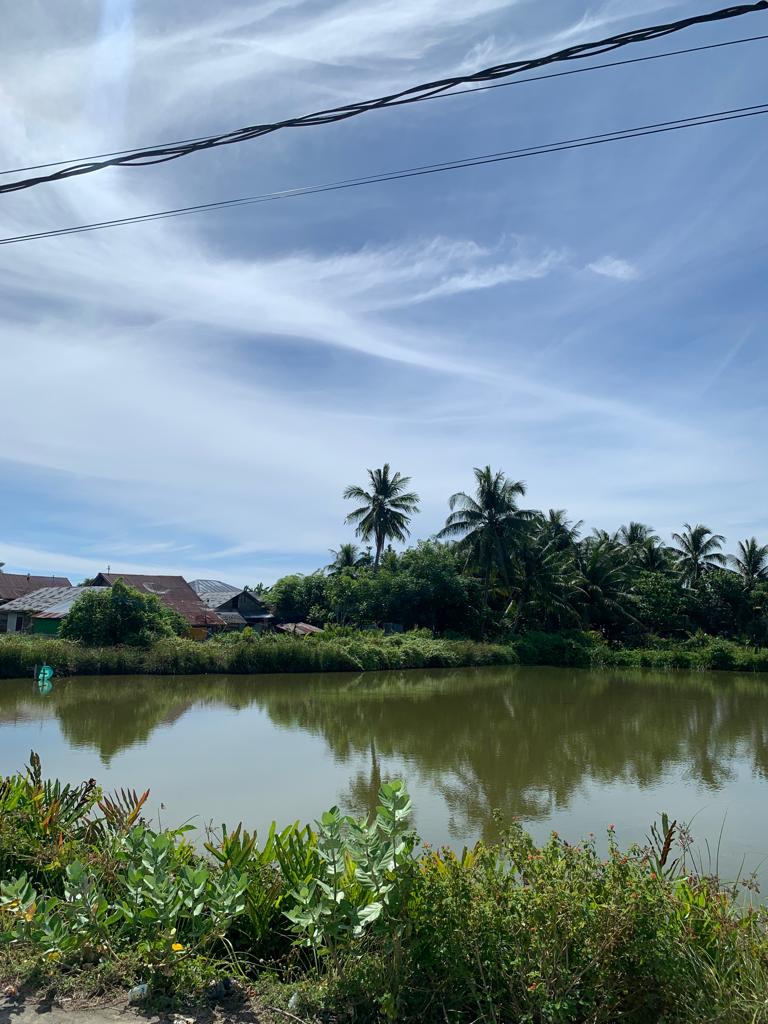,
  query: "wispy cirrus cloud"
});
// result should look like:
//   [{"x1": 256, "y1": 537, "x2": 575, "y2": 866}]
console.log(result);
[{"x1": 586, "y1": 255, "x2": 640, "y2": 281}]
